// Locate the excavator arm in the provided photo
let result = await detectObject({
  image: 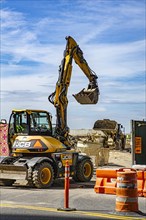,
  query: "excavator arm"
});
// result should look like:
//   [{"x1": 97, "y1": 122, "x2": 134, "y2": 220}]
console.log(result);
[
  {"x1": 48, "y1": 36, "x2": 99, "y2": 146},
  {"x1": 66, "y1": 36, "x2": 99, "y2": 104}
]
